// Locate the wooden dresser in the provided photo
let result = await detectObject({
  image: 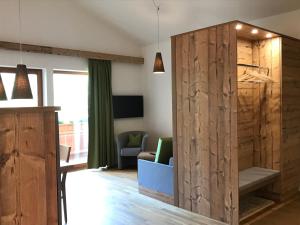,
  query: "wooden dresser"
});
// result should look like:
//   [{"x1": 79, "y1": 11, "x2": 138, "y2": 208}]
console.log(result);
[{"x1": 0, "y1": 107, "x2": 60, "y2": 225}]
